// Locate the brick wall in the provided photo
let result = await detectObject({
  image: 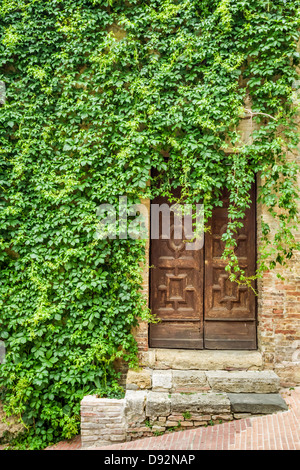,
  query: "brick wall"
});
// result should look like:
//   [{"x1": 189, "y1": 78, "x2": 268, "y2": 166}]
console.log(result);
[
  {"x1": 81, "y1": 396, "x2": 126, "y2": 448},
  {"x1": 257, "y1": 172, "x2": 300, "y2": 386},
  {"x1": 256, "y1": 71, "x2": 300, "y2": 386}
]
